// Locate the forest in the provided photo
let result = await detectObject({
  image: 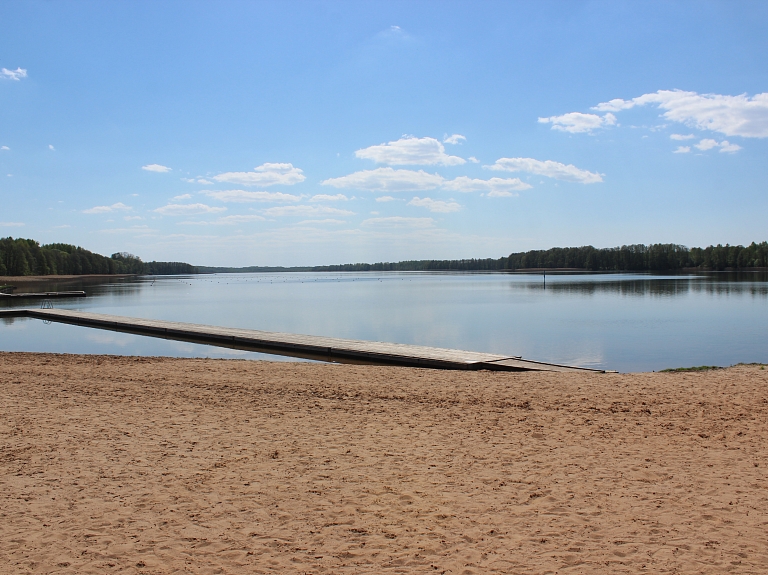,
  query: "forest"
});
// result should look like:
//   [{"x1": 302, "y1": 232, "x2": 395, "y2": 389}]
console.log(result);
[
  {"x1": 316, "y1": 242, "x2": 768, "y2": 272},
  {"x1": 0, "y1": 237, "x2": 196, "y2": 276},
  {"x1": 3, "y1": 237, "x2": 767, "y2": 276}
]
